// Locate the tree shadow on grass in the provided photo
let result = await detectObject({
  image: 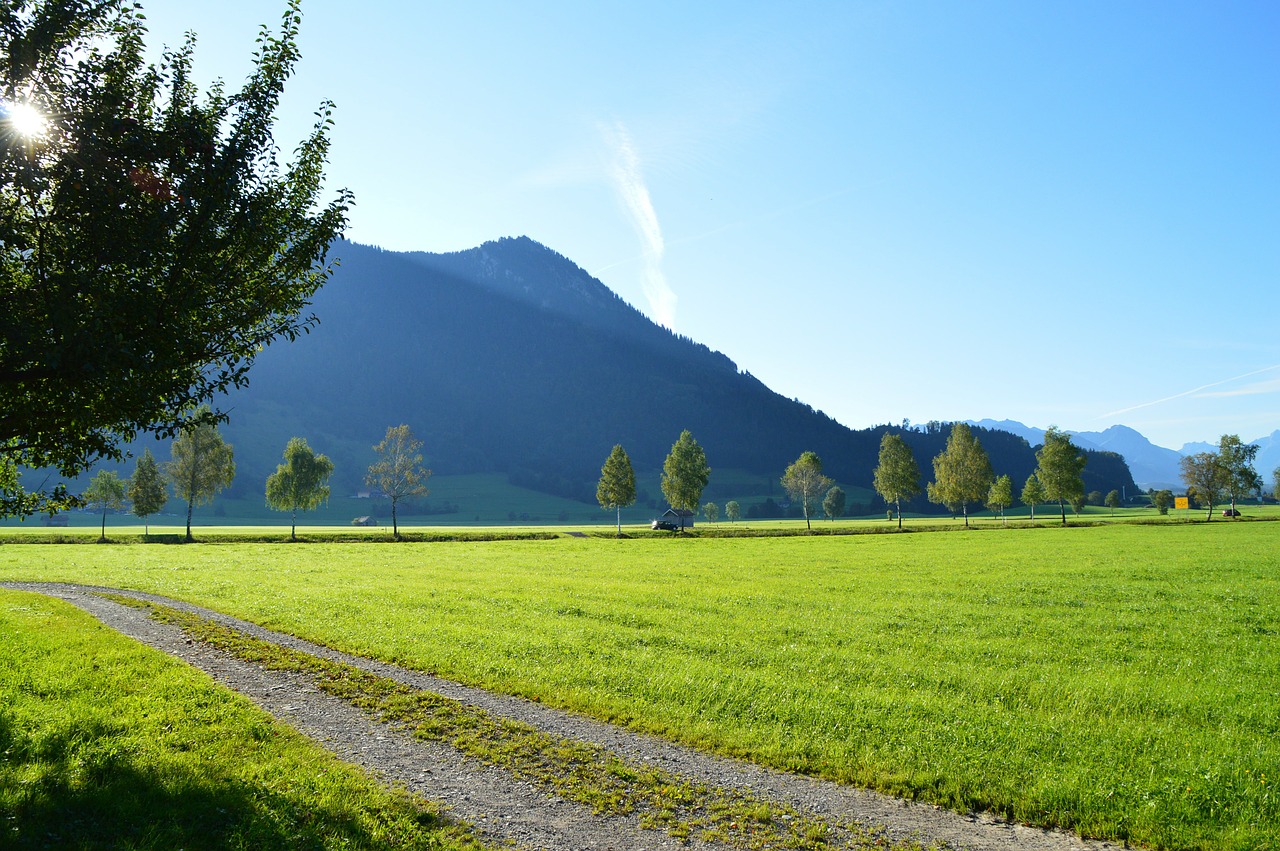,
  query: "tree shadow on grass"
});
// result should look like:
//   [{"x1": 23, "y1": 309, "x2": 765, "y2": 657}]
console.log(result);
[{"x1": 0, "y1": 712, "x2": 442, "y2": 850}]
